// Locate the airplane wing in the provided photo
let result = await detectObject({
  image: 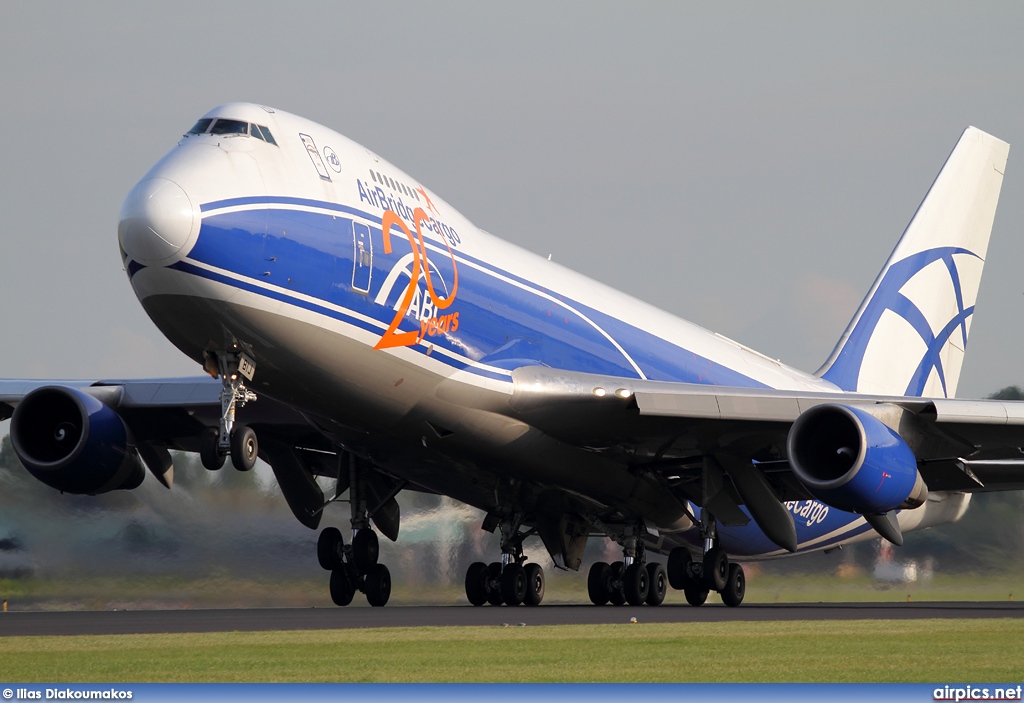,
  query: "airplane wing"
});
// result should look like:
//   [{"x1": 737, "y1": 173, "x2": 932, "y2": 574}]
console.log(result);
[{"x1": 508, "y1": 365, "x2": 1024, "y2": 504}]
